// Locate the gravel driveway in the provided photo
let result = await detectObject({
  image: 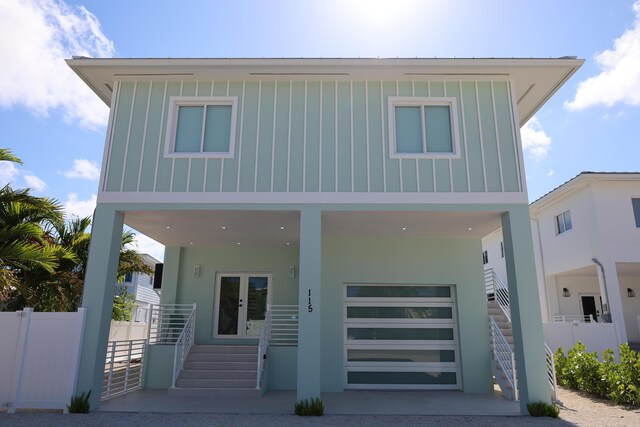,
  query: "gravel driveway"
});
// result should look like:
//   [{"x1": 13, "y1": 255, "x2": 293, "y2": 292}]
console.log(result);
[{"x1": 1, "y1": 387, "x2": 639, "y2": 426}]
